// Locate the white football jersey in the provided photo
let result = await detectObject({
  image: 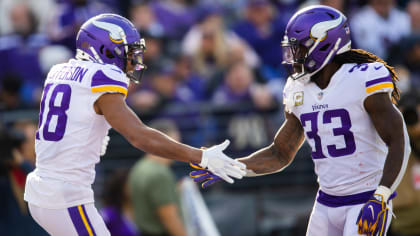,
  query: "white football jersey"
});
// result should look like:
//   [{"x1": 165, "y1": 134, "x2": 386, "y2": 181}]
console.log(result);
[
  {"x1": 24, "y1": 59, "x2": 129, "y2": 209},
  {"x1": 283, "y1": 62, "x2": 410, "y2": 196}
]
